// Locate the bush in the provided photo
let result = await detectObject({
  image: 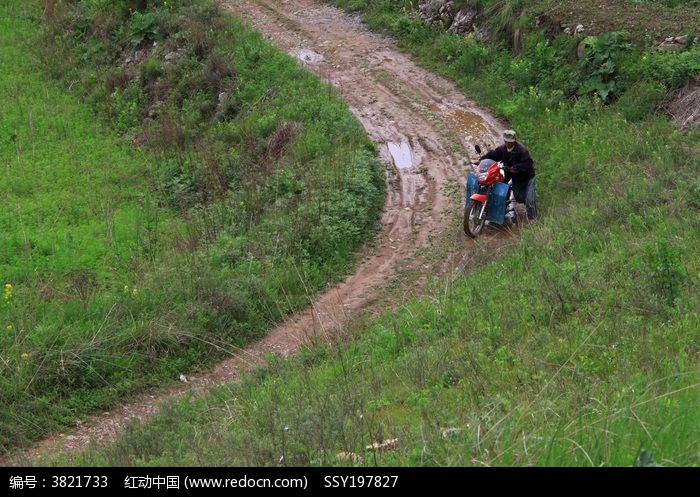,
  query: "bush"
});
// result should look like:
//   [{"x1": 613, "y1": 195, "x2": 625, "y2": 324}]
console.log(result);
[
  {"x1": 141, "y1": 56, "x2": 163, "y2": 82},
  {"x1": 614, "y1": 81, "x2": 666, "y2": 122},
  {"x1": 620, "y1": 47, "x2": 700, "y2": 92},
  {"x1": 454, "y1": 34, "x2": 492, "y2": 76}
]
